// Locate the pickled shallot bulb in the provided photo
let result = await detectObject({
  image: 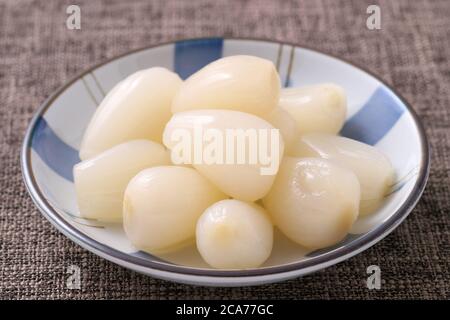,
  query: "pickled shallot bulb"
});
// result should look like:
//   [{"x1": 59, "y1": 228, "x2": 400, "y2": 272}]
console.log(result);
[
  {"x1": 196, "y1": 199, "x2": 273, "y2": 269},
  {"x1": 263, "y1": 157, "x2": 360, "y2": 249},
  {"x1": 172, "y1": 55, "x2": 280, "y2": 117},
  {"x1": 289, "y1": 133, "x2": 395, "y2": 215},
  {"x1": 79, "y1": 67, "x2": 182, "y2": 160},
  {"x1": 74, "y1": 140, "x2": 171, "y2": 222},
  {"x1": 279, "y1": 83, "x2": 347, "y2": 135},
  {"x1": 163, "y1": 109, "x2": 284, "y2": 201},
  {"x1": 263, "y1": 108, "x2": 299, "y2": 154},
  {"x1": 123, "y1": 166, "x2": 227, "y2": 254}
]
